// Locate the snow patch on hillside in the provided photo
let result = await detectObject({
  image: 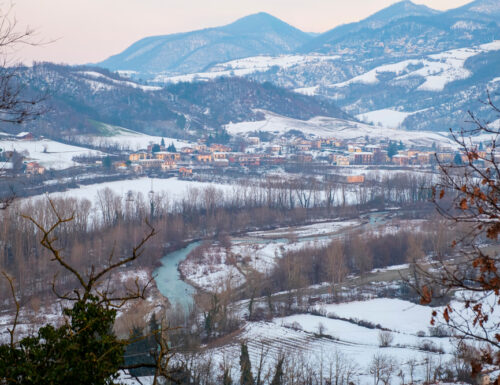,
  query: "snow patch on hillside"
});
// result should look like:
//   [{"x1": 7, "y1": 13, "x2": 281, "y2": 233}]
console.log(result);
[
  {"x1": 356, "y1": 109, "x2": 412, "y2": 128},
  {"x1": 0, "y1": 139, "x2": 105, "y2": 170},
  {"x1": 331, "y1": 41, "x2": 500, "y2": 92},
  {"x1": 153, "y1": 55, "x2": 340, "y2": 84},
  {"x1": 80, "y1": 71, "x2": 162, "y2": 91},
  {"x1": 225, "y1": 111, "x2": 454, "y2": 147}
]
